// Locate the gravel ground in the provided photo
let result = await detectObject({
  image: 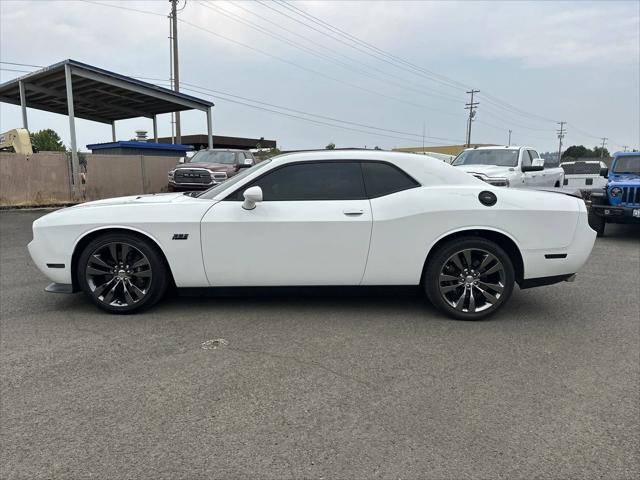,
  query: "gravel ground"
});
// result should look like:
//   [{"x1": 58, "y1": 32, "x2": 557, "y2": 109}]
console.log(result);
[{"x1": 1, "y1": 210, "x2": 638, "y2": 479}]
